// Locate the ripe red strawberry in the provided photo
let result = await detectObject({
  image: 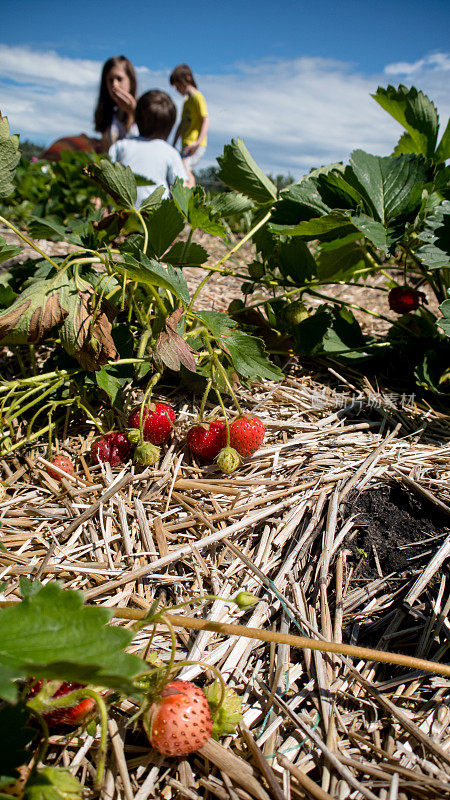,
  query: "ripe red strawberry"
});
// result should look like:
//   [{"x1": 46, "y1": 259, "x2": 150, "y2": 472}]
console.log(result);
[
  {"x1": 28, "y1": 681, "x2": 95, "y2": 728},
  {"x1": 91, "y1": 432, "x2": 131, "y2": 466},
  {"x1": 186, "y1": 420, "x2": 227, "y2": 461},
  {"x1": 229, "y1": 416, "x2": 265, "y2": 458},
  {"x1": 128, "y1": 403, "x2": 175, "y2": 445},
  {"x1": 145, "y1": 680, "x2": 212, "y2": 756},
  {"x1": 46, "y1": 455, "x2": 74, "y2": 481},
  {"x1": 388, "y1": 286, "x2": 420, "y2": 314}
]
